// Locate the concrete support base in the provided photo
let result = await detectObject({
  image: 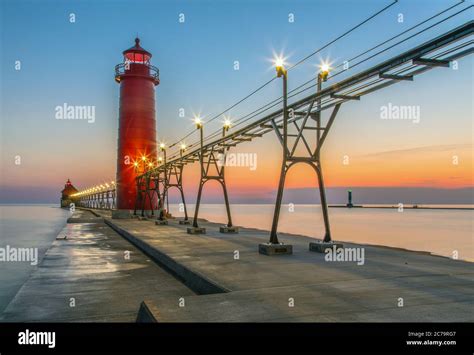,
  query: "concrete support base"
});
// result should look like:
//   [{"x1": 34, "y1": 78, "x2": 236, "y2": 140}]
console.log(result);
[
  {"x1": 309, "y1": 241, "x2": 344, "y2": 253},
  {"x1": 258, "y1": 243, "x2": 293, "y2": 256},
  {"x1": 179, "y1": 219, "x2": 191, "y2": 225},
  {"x1": 187, "y1": 227, "x2": 206, "y2": 234},
  {"x1": 155, "y1": 220, "x2": 168, "y2": 225},
  {"x1": 111, "y1": 210, "x2": 132, "y2": 219},
  {"x1": 219, "y1": 226, "x2": 239, "y2": 233}
]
